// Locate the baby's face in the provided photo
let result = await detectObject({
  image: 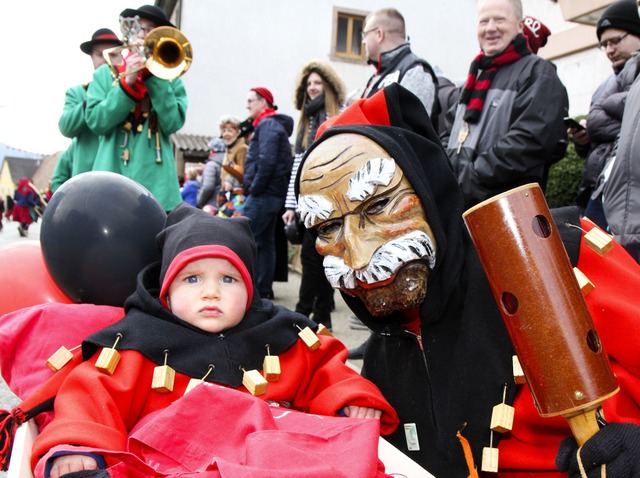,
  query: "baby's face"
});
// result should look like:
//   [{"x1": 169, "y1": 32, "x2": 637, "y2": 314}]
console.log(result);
[{"x1": 167, "y1": 257, "x2": 248, "y2": 333}]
